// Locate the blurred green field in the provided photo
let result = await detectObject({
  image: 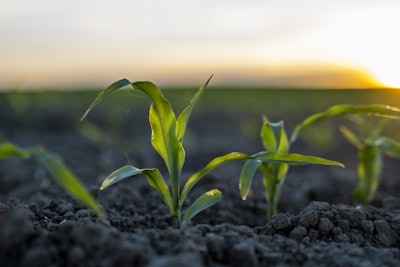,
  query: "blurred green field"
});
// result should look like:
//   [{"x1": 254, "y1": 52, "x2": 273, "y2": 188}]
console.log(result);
[
  {"x1": 3, "y1": 87, "x2": 400, "y2": 124},
  {"x1": 2, "y1": 87, "x2": 400, "y2": 158}
]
